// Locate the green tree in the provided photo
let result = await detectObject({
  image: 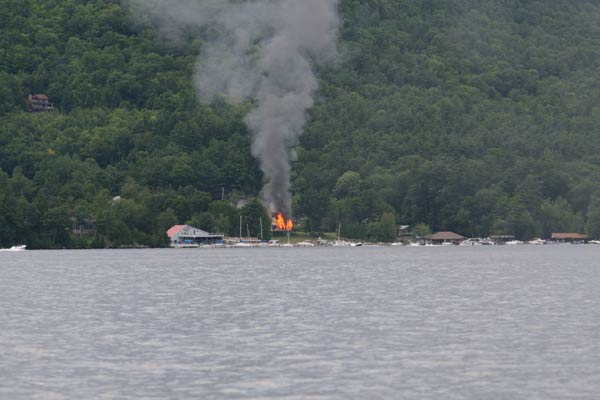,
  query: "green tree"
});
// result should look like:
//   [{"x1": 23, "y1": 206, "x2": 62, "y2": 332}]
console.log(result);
[
  {"x1": 240, "y1": 199, "x2": 272, "y2": 240},
  {"x1": 585, "y1": 194, "x2": 600, "y2": 239},
  {"x1": 412, "y1": 223, "x2": 431, "y2": 238},
  {"x1": 368, "y1": 212, "x2": 397, "y2": 242}
]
